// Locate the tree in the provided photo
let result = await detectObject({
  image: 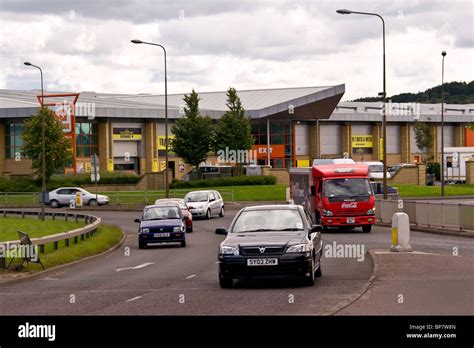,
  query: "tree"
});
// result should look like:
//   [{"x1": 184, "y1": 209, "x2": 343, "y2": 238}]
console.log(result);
[
  {"x1": 170, "y1": 90, "x2": 212, "y2": 177},
  {"x1": 212, "y1": 87, "x2": 254, "y2": 161},
  {"x1": 413, "y1": 121, "x2": 434, "y2": 163},
  {"x1": 22, "y1": 107, "x2": 73, "y2": 183}
]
